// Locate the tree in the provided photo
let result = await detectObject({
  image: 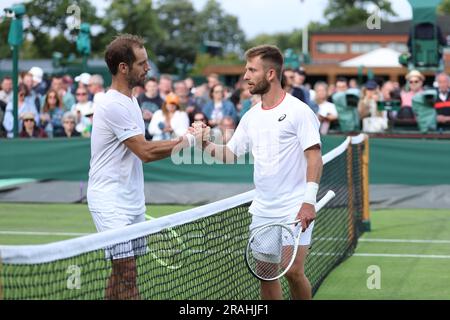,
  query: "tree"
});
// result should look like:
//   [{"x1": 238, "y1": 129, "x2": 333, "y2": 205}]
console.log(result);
[
  {"x1": 154, "y1": 0, "x2": 200, "y2": 74},
  {"x1": 246, "y1": 30, "x2": 302, "y2": 54},
  {"x1": 101, "y1": 0, "x2": 162, "y2": 60},
  {"x1": 323, "y1": 0, "x2": 397, "y2": 28},
  {"x1": 196, "y1": 0, "x2": 246, "y2": 54},
  {"x1": 438, "y1": 0, "x2": 450, "y2": 15},
  {"x1": 23, "y1": 0, "x2": 99, "y2": 58}
]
